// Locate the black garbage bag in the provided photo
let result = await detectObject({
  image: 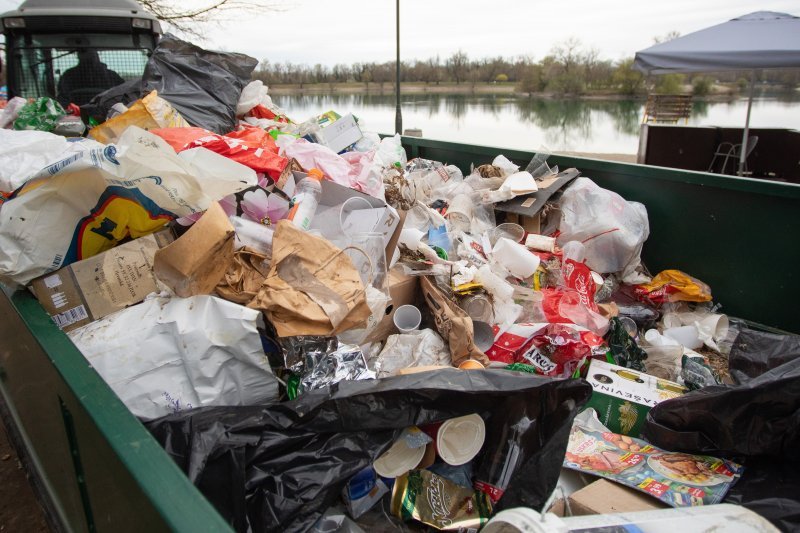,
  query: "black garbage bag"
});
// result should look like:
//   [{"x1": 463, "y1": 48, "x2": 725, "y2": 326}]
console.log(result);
[
  {"x1": 724, "y1": 456, "x2": 800, "y2": 532},
  {"x1": 644, "y1": 358, "x2": 800, "y2": 531},
  {"x1": 141, "y1": 34, "x2": 258, "y2": 134},
  {"x1": 729, "y1": 327, "x2": 800, "y2": 384},
  {"x1": 146, "y1": 369, "x2": 591, "y2": 533},
  {"x1": 644, "y1": 357, "x2": 800, "y2": 459},
  {"x1": 80, "y1": 77, "x2": 143, "y2": 125}
]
